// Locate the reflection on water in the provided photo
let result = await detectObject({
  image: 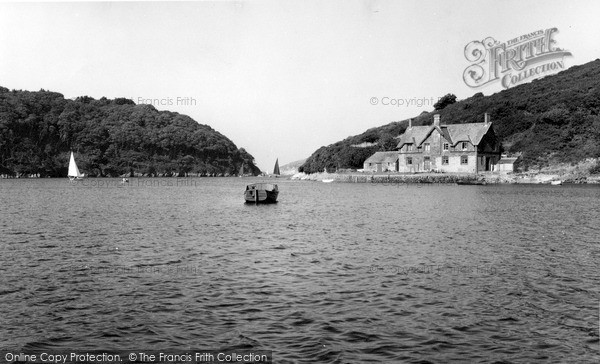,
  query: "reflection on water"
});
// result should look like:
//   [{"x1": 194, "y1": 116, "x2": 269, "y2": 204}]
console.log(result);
[{"x1": 1, "y1": 178, "x2": 598, "y2": 362}]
